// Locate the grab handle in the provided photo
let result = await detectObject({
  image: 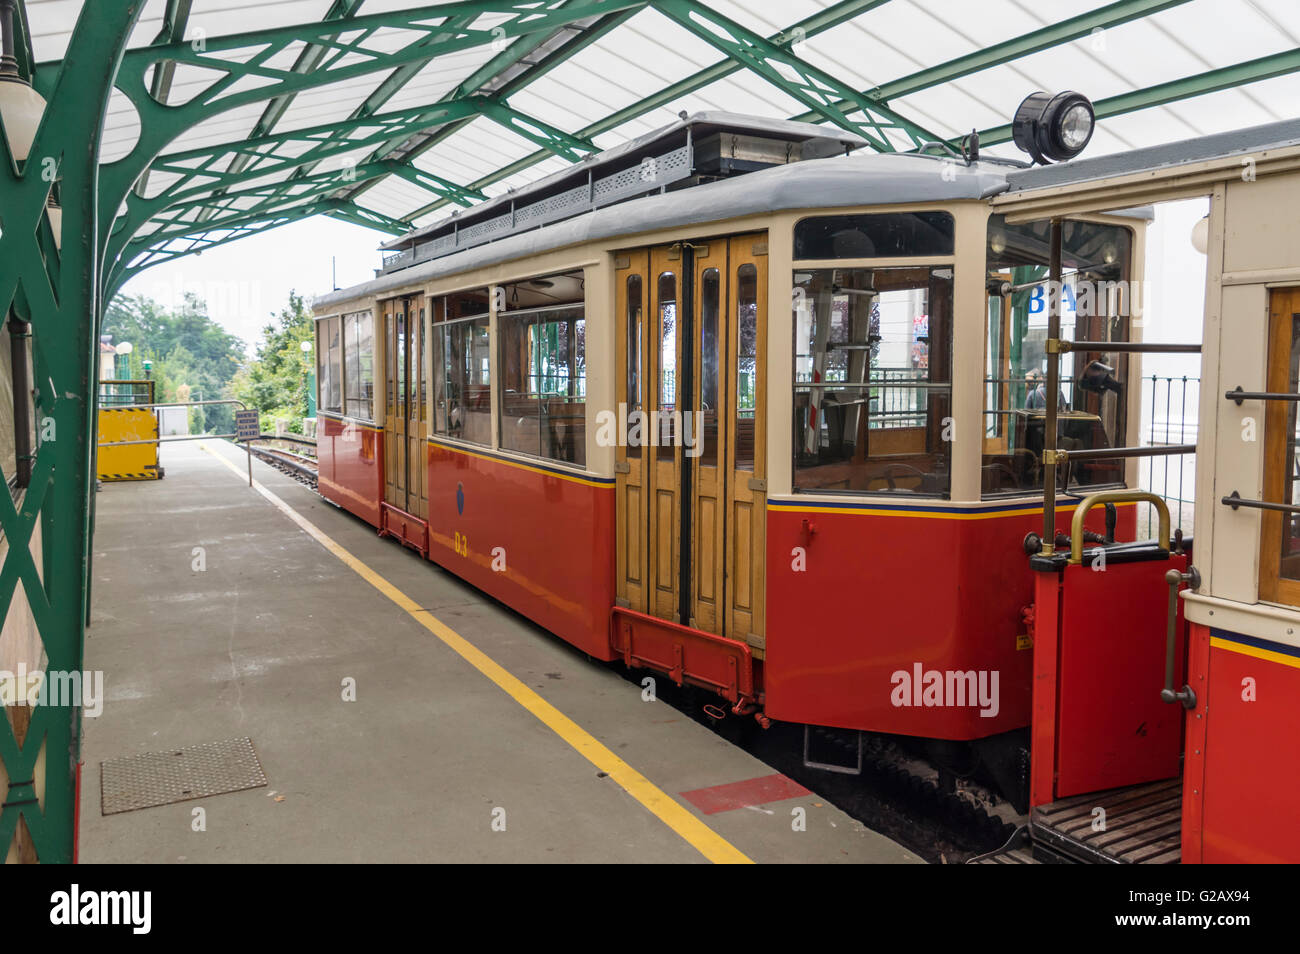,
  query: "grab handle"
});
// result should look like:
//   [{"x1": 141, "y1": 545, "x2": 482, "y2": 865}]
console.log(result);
[
  {"x1": 1068, "y1": 489, "x2": 1170, "y2": 565},
  {"x1": 1161, "y1": 566, "x2": 1200, "y2": 709}
]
